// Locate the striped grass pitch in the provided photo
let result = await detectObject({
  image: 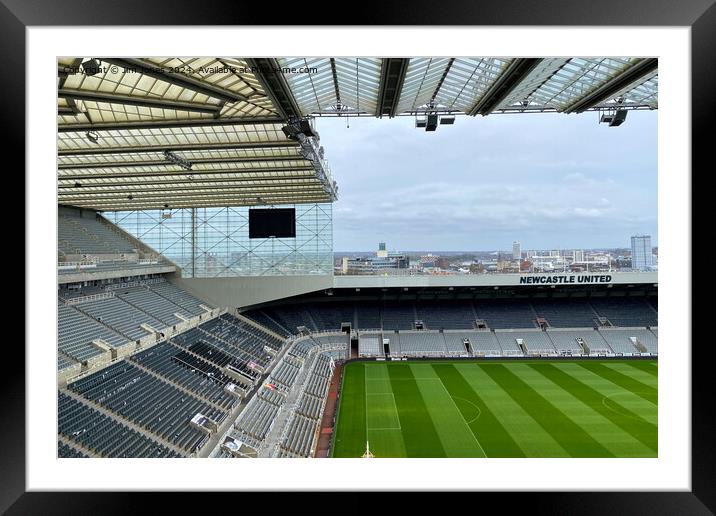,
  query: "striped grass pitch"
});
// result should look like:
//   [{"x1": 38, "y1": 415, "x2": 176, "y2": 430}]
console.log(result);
[{"x1": 331, "y1": 360, "x2": 657, "y2": 458}]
